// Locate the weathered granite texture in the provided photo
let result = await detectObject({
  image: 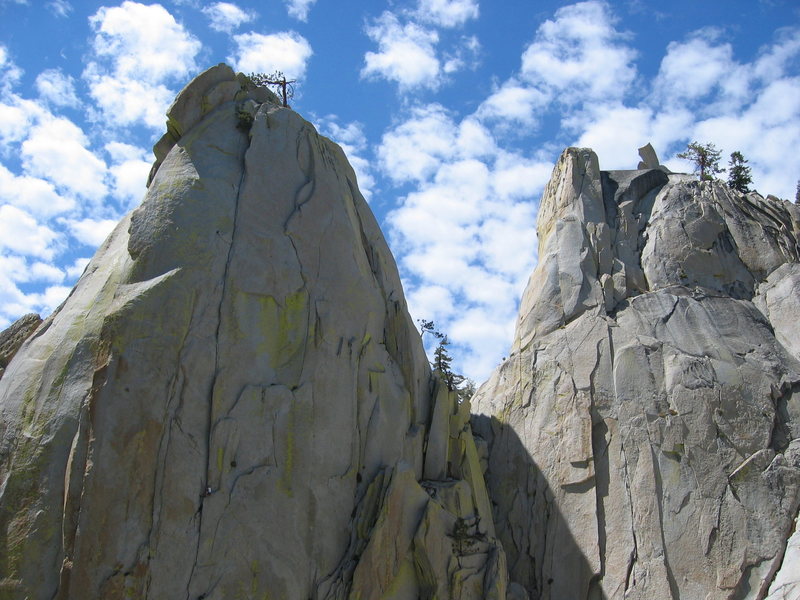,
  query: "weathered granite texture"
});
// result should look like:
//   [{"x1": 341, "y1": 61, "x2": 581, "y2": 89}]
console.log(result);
[
  {"x1": 0, "y1": 64, "x2": 507, "y2": 599},
  {"x1": 473, "y1": 147, "x2": 800, "y2": 600},
  {"x1": 0, "y1": 313, "x2": 41, "y2": 381}
]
